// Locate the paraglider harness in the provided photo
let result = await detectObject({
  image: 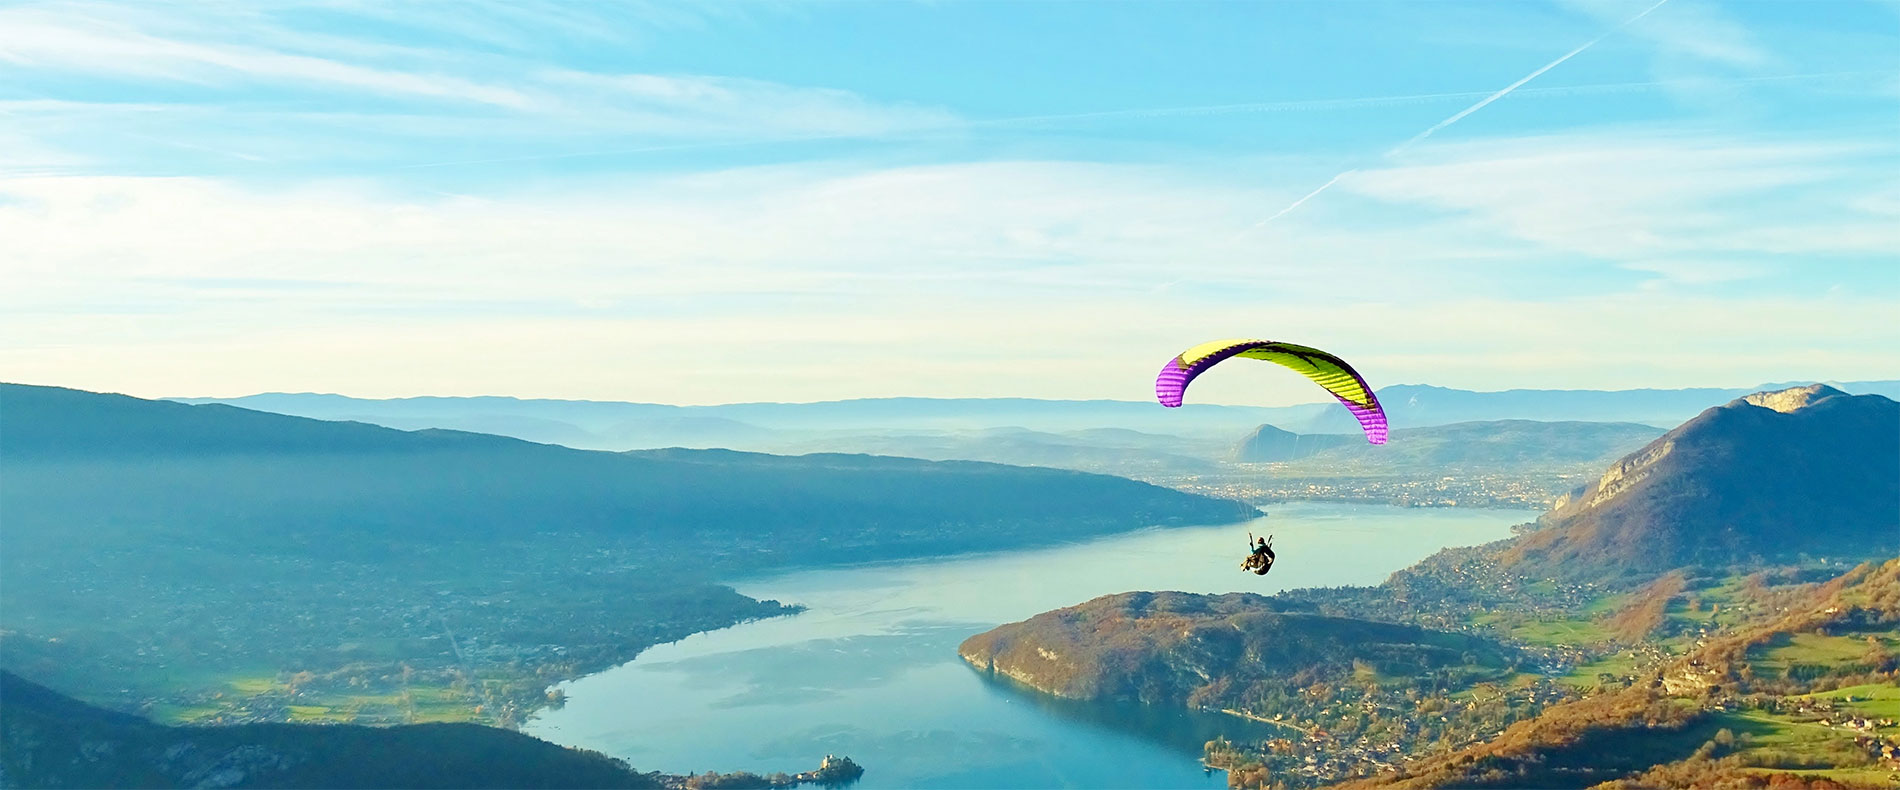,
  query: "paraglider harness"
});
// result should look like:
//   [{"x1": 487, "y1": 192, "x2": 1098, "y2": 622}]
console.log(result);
[{"x1": 1242, "y1": 533, "x2": 1274, "y2": 576}]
